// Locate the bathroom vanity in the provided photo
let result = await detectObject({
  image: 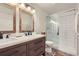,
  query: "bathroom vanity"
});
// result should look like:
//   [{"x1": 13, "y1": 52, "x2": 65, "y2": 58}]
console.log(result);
[
  {"x1": 0, "y1": 34, "x2": 45, "y2": 56},
  {"x1": 0, "y1": 4, "x2": 45, "y2": 56}
]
